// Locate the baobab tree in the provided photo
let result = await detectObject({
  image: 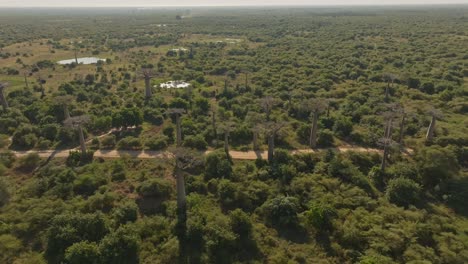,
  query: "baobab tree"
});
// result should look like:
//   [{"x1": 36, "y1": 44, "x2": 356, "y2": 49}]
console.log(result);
[
  {"x1": 22, "y1": 67, "x2": 30, "y2": 89},
  {"x1": 426, "y1": 108, "x2": 443, "y2": 141},
  {"x1": 263, "y1": 121, "x2": 287, "y2": 162},
  {"x1": 382, "y1": 73, "x2": 397, "y2": 102},
  {"x1": 260, "y1": 96, "x2": 277, "y2": 121},
  {"x1": 0, "y1": 82, "x2": 9, "y2": 111},
  {"x1": 166, "y1": 108, "x2": 185, "y2": 146},
  {"x1": 55, "y1": 95, "x2": 74, "y2": 120},
  {"x1": 300, "y1": 98, "x2": 328, "y2": 148},
  {"x1": 210, "y1": 104, "x2": 218, "y2": 146},
  {"x1": 246, "y1": 111, "x2": 264, "y2": 151},
  {"x1": 37, "y1": 77, "x2": 46, "y2": 98},
  {"x1": 377, "y1": 137, "x2": 395, "y2": 172},
  {"x1": 64, "y1": 115, "x2": 90, "y2": 158},
  {"x1": 378, "y1": 104, "x2": 400, "y2": 171},
  {"x1": 219, "y1": 120, "x2": 236, "y2": 162},
  {"x1": 170, "y1": 147, "x2": 203, "y2": 263},
  {"x1": 139, "y1": 67, "x2": 156, "y2": 98}
]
